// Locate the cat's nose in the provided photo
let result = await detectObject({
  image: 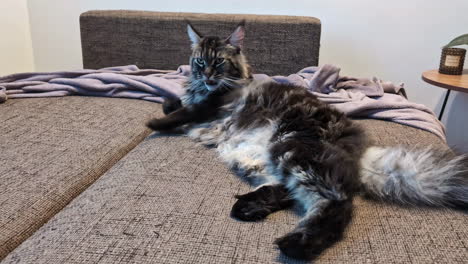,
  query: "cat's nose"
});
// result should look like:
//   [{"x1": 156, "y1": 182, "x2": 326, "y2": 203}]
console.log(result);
[{"x1": 204, "y1": 67, "x2": 214, "y2": 76}]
